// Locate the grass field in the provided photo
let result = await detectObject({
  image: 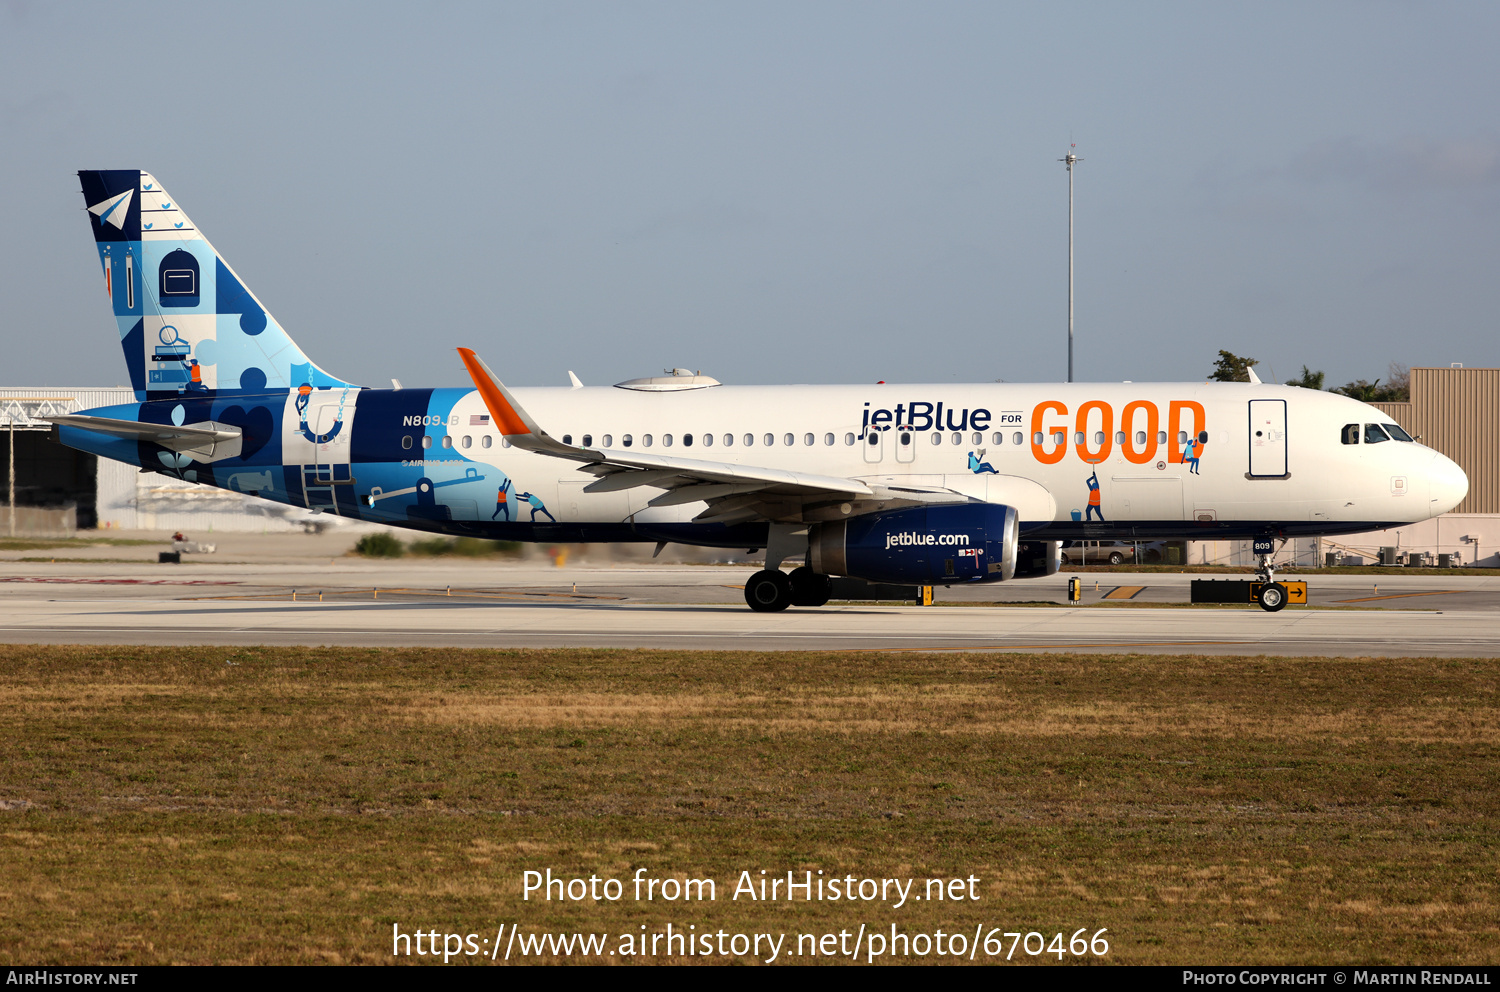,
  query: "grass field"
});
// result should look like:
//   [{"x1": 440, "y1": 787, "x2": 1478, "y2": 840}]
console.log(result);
[{"x1": 1, "y1": 645, "x2": 1496, "y2": 965}]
